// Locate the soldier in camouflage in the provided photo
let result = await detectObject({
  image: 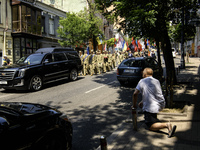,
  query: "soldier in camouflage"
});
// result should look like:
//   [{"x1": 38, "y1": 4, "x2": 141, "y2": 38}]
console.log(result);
[{"x1": 83, "y1": 50, "x2": 89, "y2": 76}]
